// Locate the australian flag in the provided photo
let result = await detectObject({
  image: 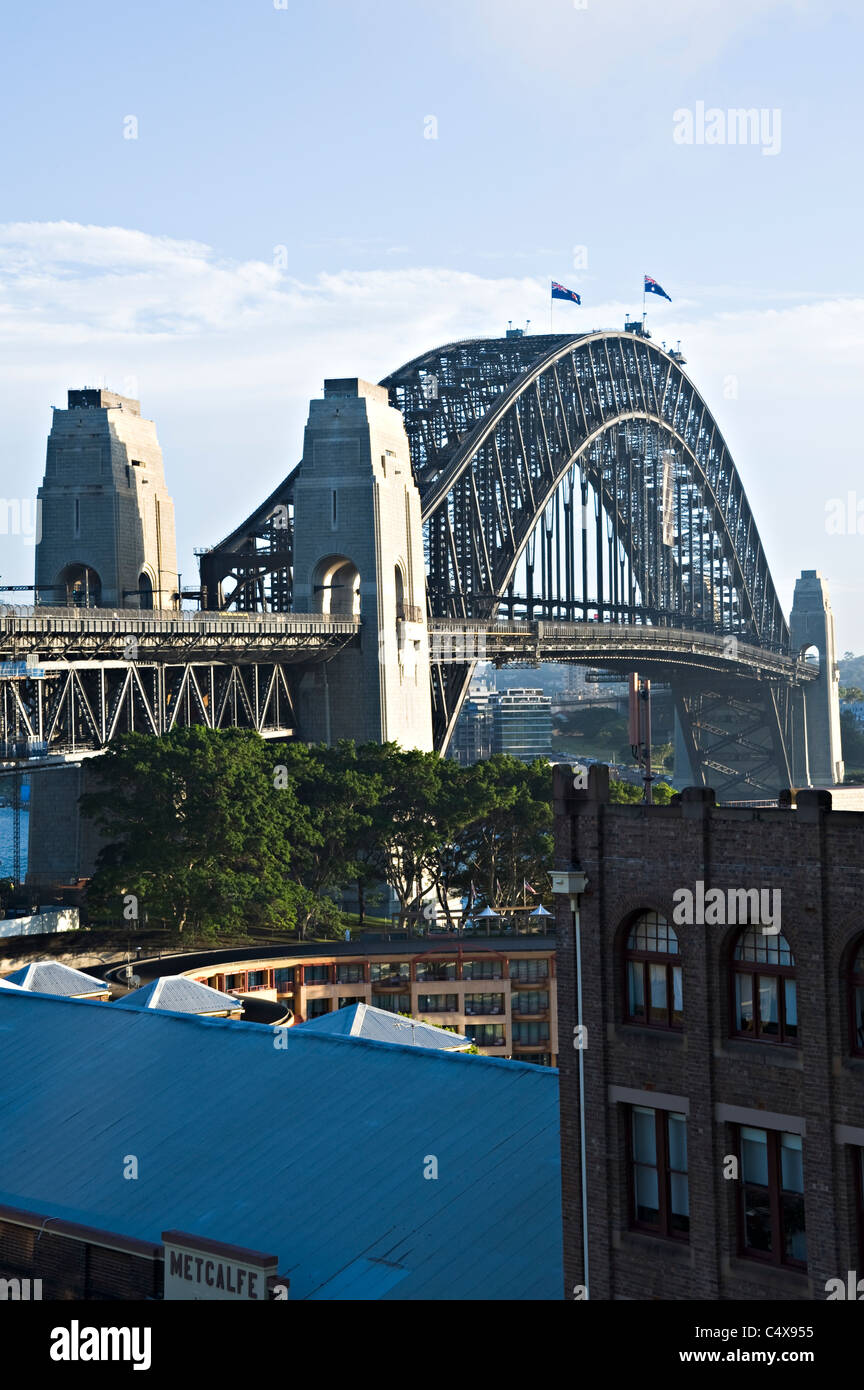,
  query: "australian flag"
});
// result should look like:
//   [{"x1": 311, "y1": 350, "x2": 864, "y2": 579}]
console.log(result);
[
  {"x1": 645, "y1": 275, "x2": 672, "y2": 302},
  {"x1": 552, "y1": 280, "x2": 581, "y2": 305}
]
